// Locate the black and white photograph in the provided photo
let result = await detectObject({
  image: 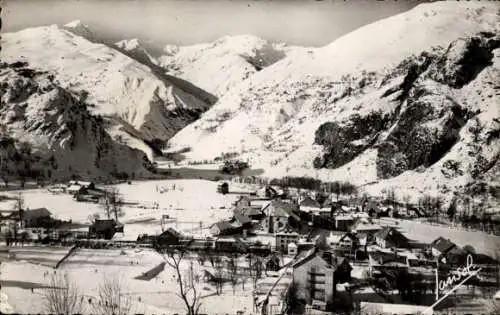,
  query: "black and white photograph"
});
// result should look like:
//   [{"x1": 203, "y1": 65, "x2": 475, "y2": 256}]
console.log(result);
[{"x1": 0, "y1": 0, "x2": 499, "y2": 314}]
